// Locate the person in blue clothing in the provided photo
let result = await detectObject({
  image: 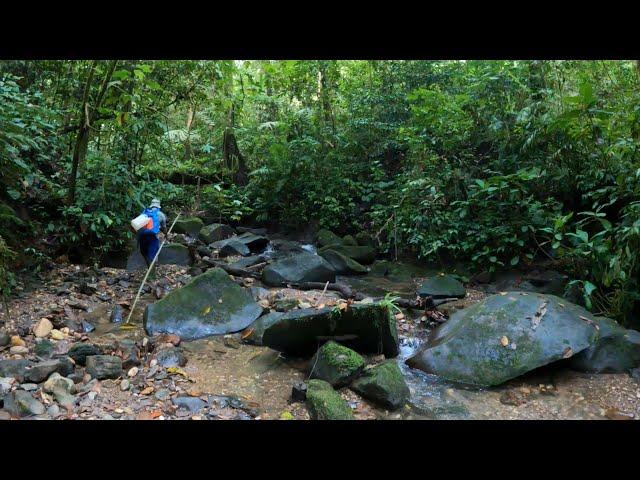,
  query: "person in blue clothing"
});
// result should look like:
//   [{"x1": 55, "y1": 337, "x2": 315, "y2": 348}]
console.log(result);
[{"x1": 136, "y1": 198, "x2": 168, "y2": 267}]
